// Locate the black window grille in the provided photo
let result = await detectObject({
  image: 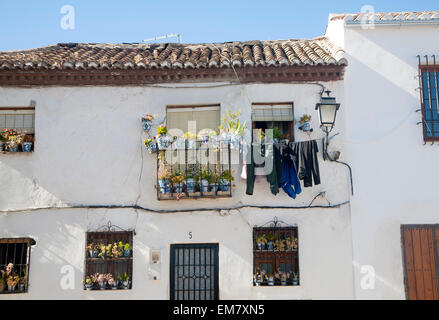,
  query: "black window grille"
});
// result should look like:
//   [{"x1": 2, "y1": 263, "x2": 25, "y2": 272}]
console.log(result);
[
  {"x1": 156, "y1": 140, "x2": 232, "y2": 200},
  {"x1": 0, "y1": 238, "x2": 35, "y2": 294},
  {"x1": 253, "y1": 219, "x2": 299, "y2": 287},
  {"x1": 418, "y1": 55, "x2": 439, "y2": 142},
  {"x1": 84, "y1": 231, "x2": 133, "y2": 291},
  {"x1": 170, "y1": 244, "x2": 219, "y2": 300}
]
